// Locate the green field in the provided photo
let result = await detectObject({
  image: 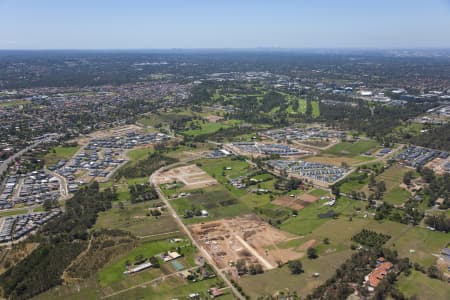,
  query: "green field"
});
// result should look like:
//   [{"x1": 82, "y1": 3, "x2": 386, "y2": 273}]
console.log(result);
[
  {"x1": 286, "y1": 98, "x2": 307, "y2": 114},
  {"x1": 98, "y1": 239, "x2": 193, "y2": 286},
  {"x1": 171, "y1": 185, "x2": 251, "y2": 224},
  {"x1": 95, "y1": 201, "x2": 179, "y2": 237},
  {"x1": 245, "y1": 212, "x2": 447, "y2": 298},
  {"x1": 239, "y1": 250, "x2": 352, "y2": 298},
  {"x1": 384, "y1": 186, "x2": 410, "y2": 205},
  {"x1": 126, "y1": 147, "x2": 154, "y2": 162},
  {"x1": 43, "y1": 145, "x2": 80, "y2": 166},
  {"x1": 180, "y1": 119, "x2": 240, "y2": 136},
  {"x1": 107, "y1": 276, "x2": 230, "y2": 300},
  {"x1": 361, "y1": 165, "x2": 412, "y2": 205},
  {"x1": 99, "y1": 176, "x2": 148, "y2": 201},
  {"x1": 397, "y1": 270, "x2": 449, "y2": 299},
  {"x1": 280, "y1": 197, "x2": 363, "y2": 236},
  {"x1": 339, "y1": 171, "x2": 370, "y2": 194},
  {"x1": 323, "y1": 140, "x2": 379, "y2": 157},
  {"x1": 311, "y1": 101, "x2": 320, "y2": 117},
  {"x1": 0, "y1": 99, "x2": 31, "y2": 108},
  {"x1": 197, "y1": 157, "x2": 283, "y2": 209},
  {"x1": 196, "y1": 157, "x2": 252, "y2": 192},
  {"x1": 0, "y1": 209, "x2": 28, "y2": 218}
]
